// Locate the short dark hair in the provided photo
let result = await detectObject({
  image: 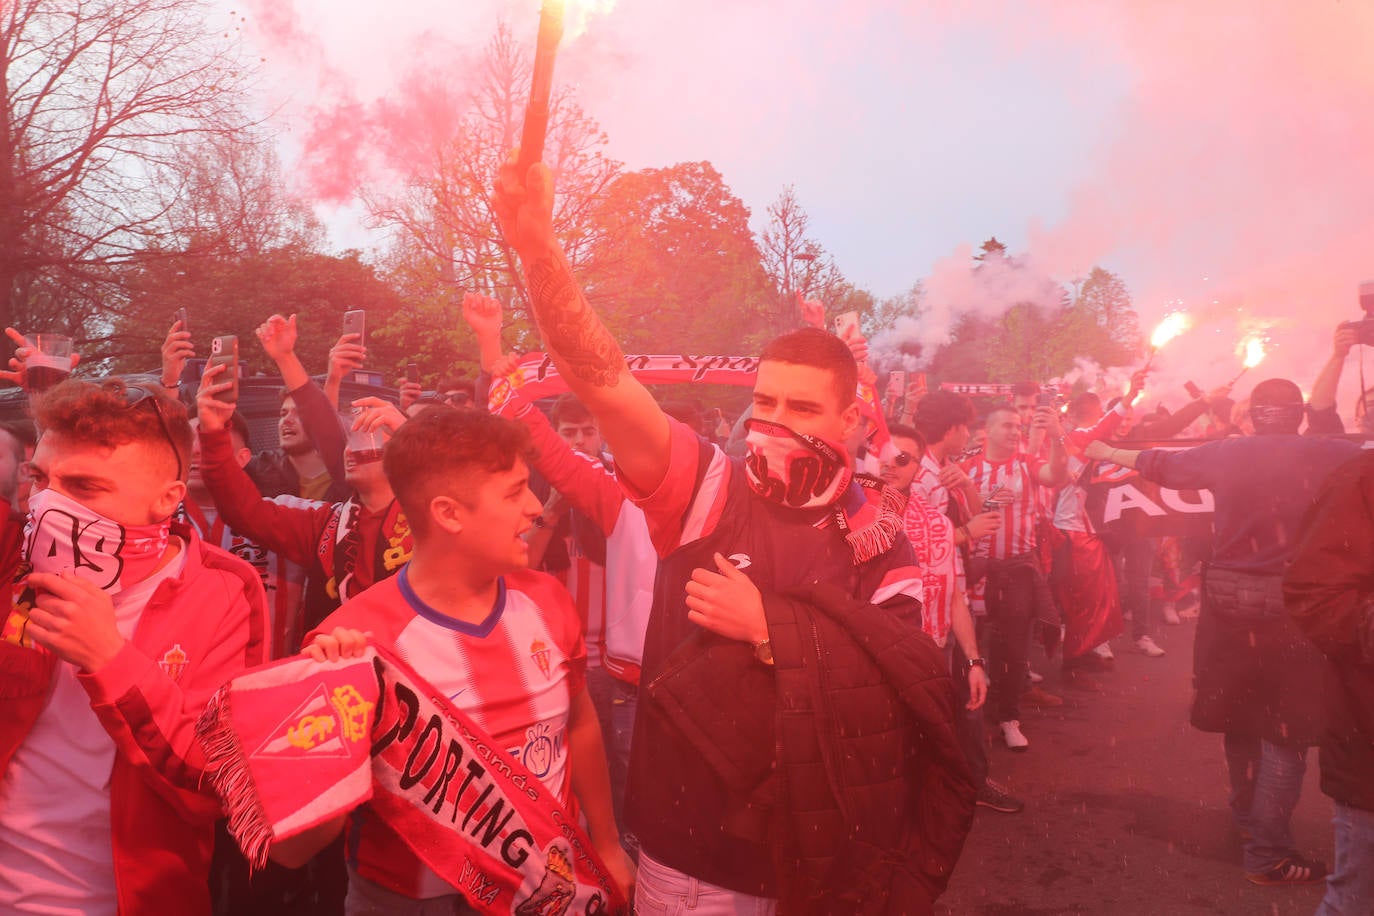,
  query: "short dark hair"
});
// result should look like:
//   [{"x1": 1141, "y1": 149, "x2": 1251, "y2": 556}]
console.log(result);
[
  {"x1": 887, "y1": 422, "x2": 927, "y2": 456},
  {"x1": 1011, "y1": 381, "x2": 1040, "y2": 399},
  {"x1": 912, "y1": 391, "x2": 975, "y2": 444},
  {"x1": 1067, "y1": 392, "x2": 1103, "y2": 425},
  {"x1": 1250, "y1": 378, "x2": 1303, "y2": 408},
  {"x1": 986, "y1": 406, "x2": 1018, "y2": 428},
  {"x1": 758, "y1": 328, "x2": 857, "y2": 410},
  {"x1": 383, "y1": 407, "x2": 532, "y2": 536},
  {"x1": 661, "y1": 400, "x2": 703, "y2": 432},
  {"x1": 550, "y1": 394, "x2": 594, "y2": 429},
  {"x1": 0, "y1": 419, "x2": 36, "y2": 451},
  {"x1": 35, "y1": 379, "x2": 191, "y2": 481}
]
